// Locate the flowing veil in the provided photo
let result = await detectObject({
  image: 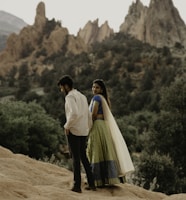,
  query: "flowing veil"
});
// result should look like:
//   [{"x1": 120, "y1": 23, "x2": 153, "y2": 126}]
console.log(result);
[{"x1": 100, "y1": 95, "x2": 135, "y2": 175}]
